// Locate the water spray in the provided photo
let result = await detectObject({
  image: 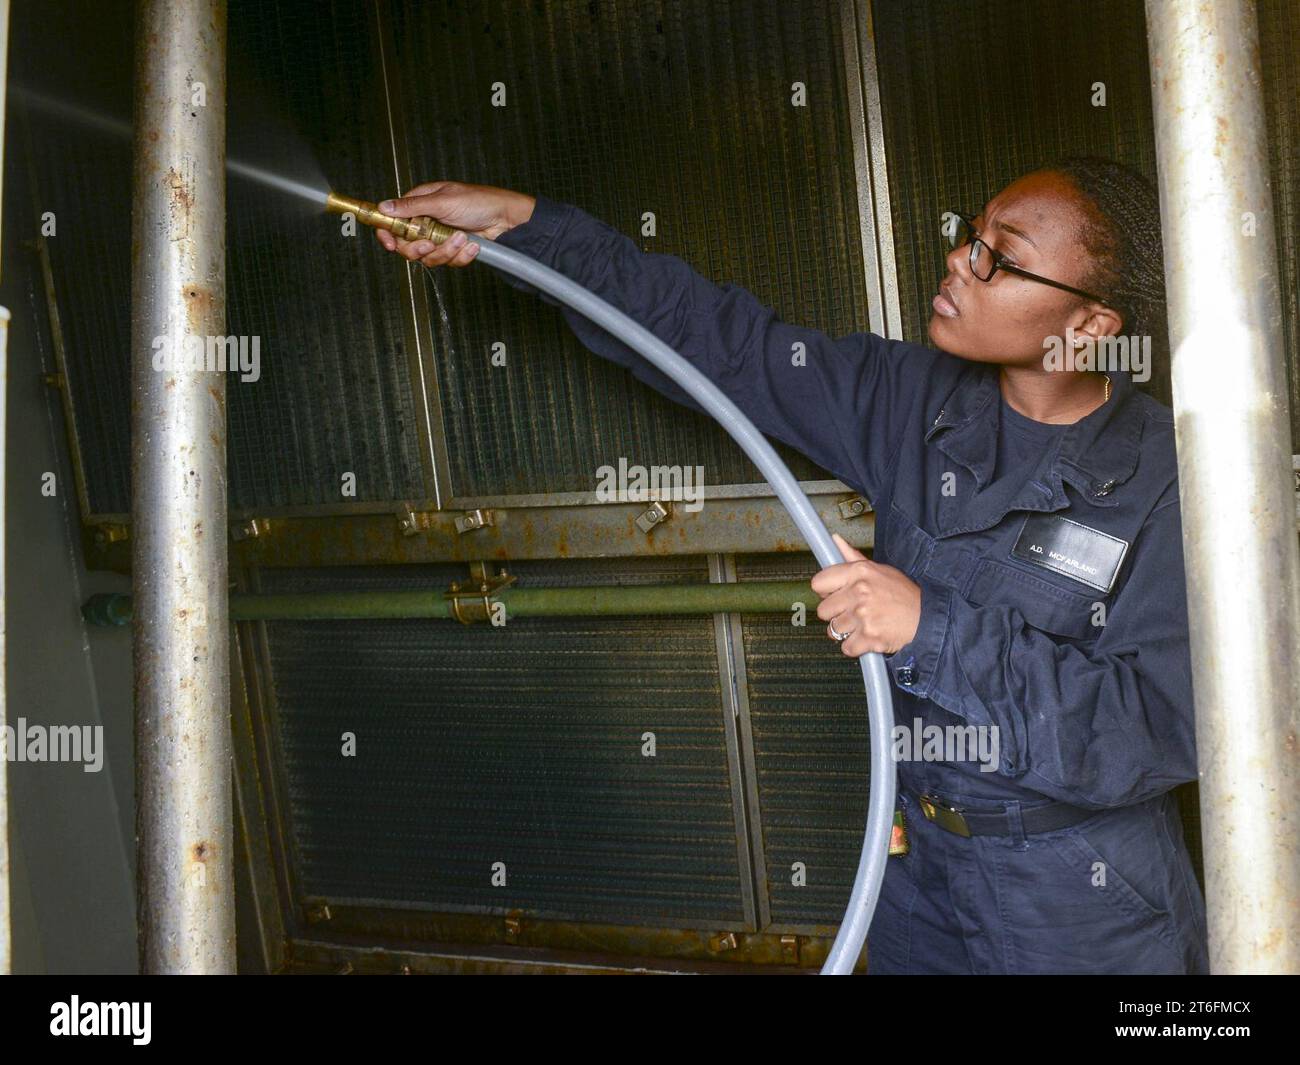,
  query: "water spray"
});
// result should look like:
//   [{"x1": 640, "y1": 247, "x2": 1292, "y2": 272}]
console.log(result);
[
  {"x1": 326, "y1": 190, "x2": 899, "y2": 975},
  {"x1": 13, "y1": 86, "x2": 334, "y2": 206}
]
